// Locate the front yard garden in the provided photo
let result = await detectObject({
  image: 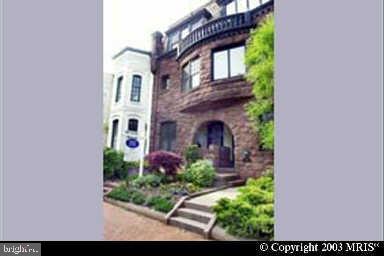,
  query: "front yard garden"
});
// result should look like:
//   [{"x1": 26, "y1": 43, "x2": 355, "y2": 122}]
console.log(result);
[{"x1": 104, "y1": 147, "x2": 216, "y2": 213}]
